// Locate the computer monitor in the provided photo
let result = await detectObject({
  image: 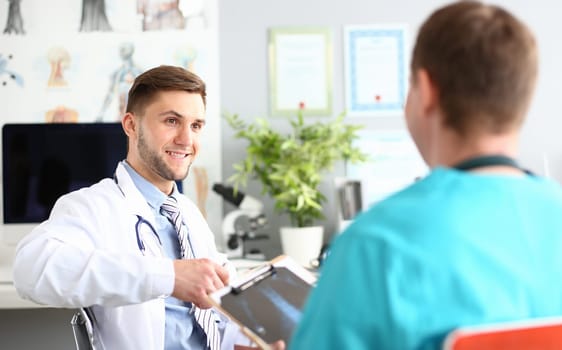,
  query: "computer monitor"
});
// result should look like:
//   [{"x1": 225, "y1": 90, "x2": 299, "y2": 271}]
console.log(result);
[{"x1": 1, "y1": 123, "x2": 127, "y2": 245}]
